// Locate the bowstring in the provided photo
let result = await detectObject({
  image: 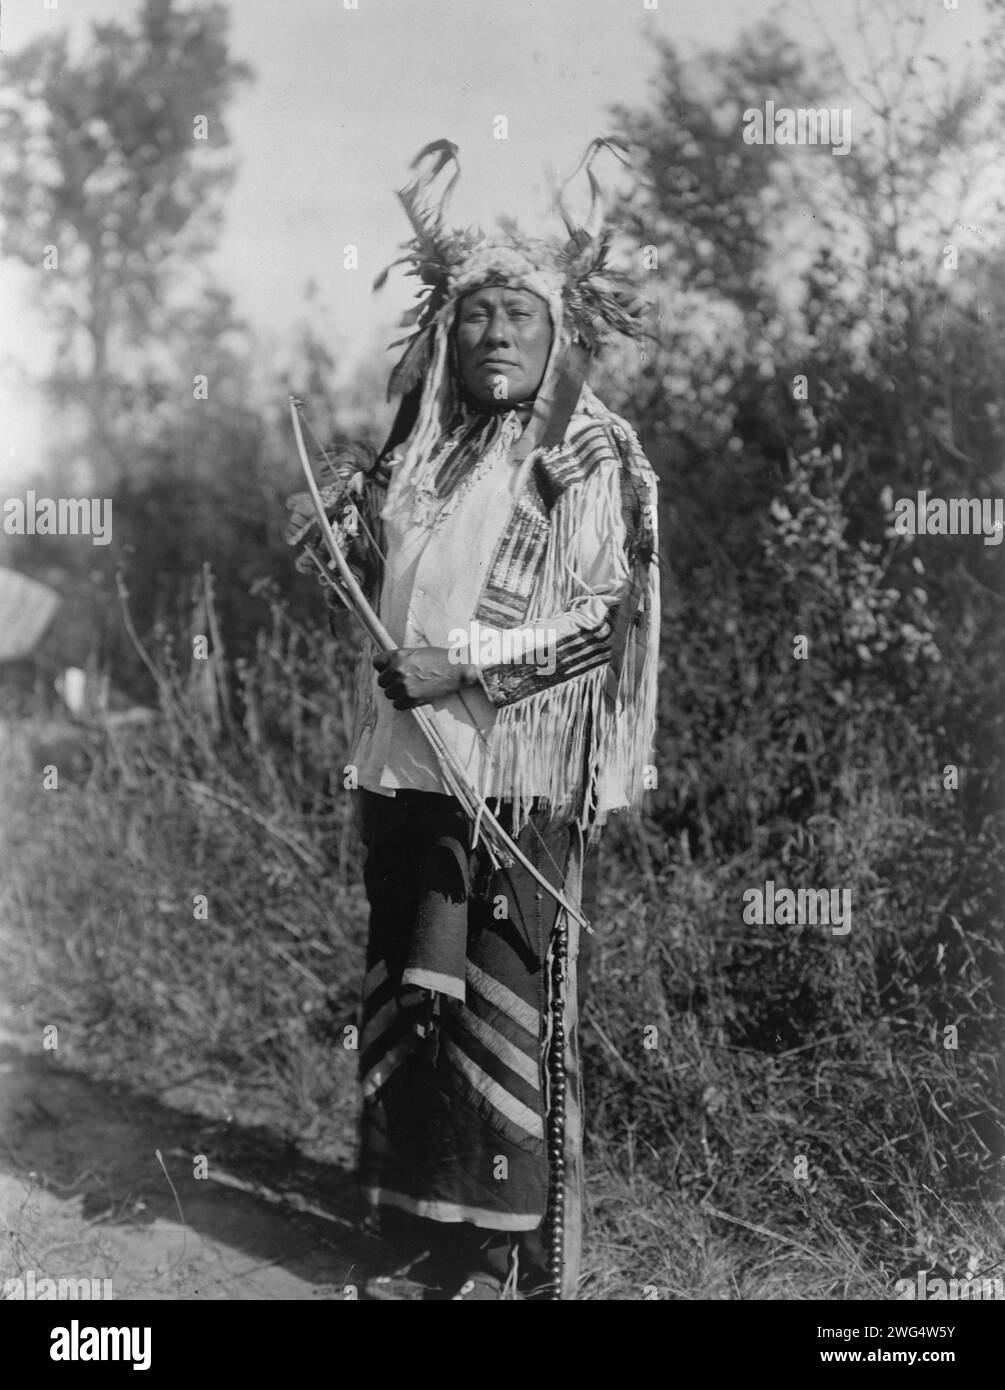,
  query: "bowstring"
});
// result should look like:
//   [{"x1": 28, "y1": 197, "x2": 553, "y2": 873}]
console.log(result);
[{"x1": 298, "y1": 405, "x2": 586, "y2": 919}]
